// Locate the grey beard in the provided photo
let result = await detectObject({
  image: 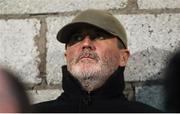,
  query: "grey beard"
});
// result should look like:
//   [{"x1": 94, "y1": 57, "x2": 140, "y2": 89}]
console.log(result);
[
  {"x1": 66, "y1": 48, "x2": 120, "y2": 92},
  {"x1": 67, "y1": 56, "x2": 119, "y2": 92},
  {"x1": 68, "y1": 66, "x2": 110, "y2": 92}
]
